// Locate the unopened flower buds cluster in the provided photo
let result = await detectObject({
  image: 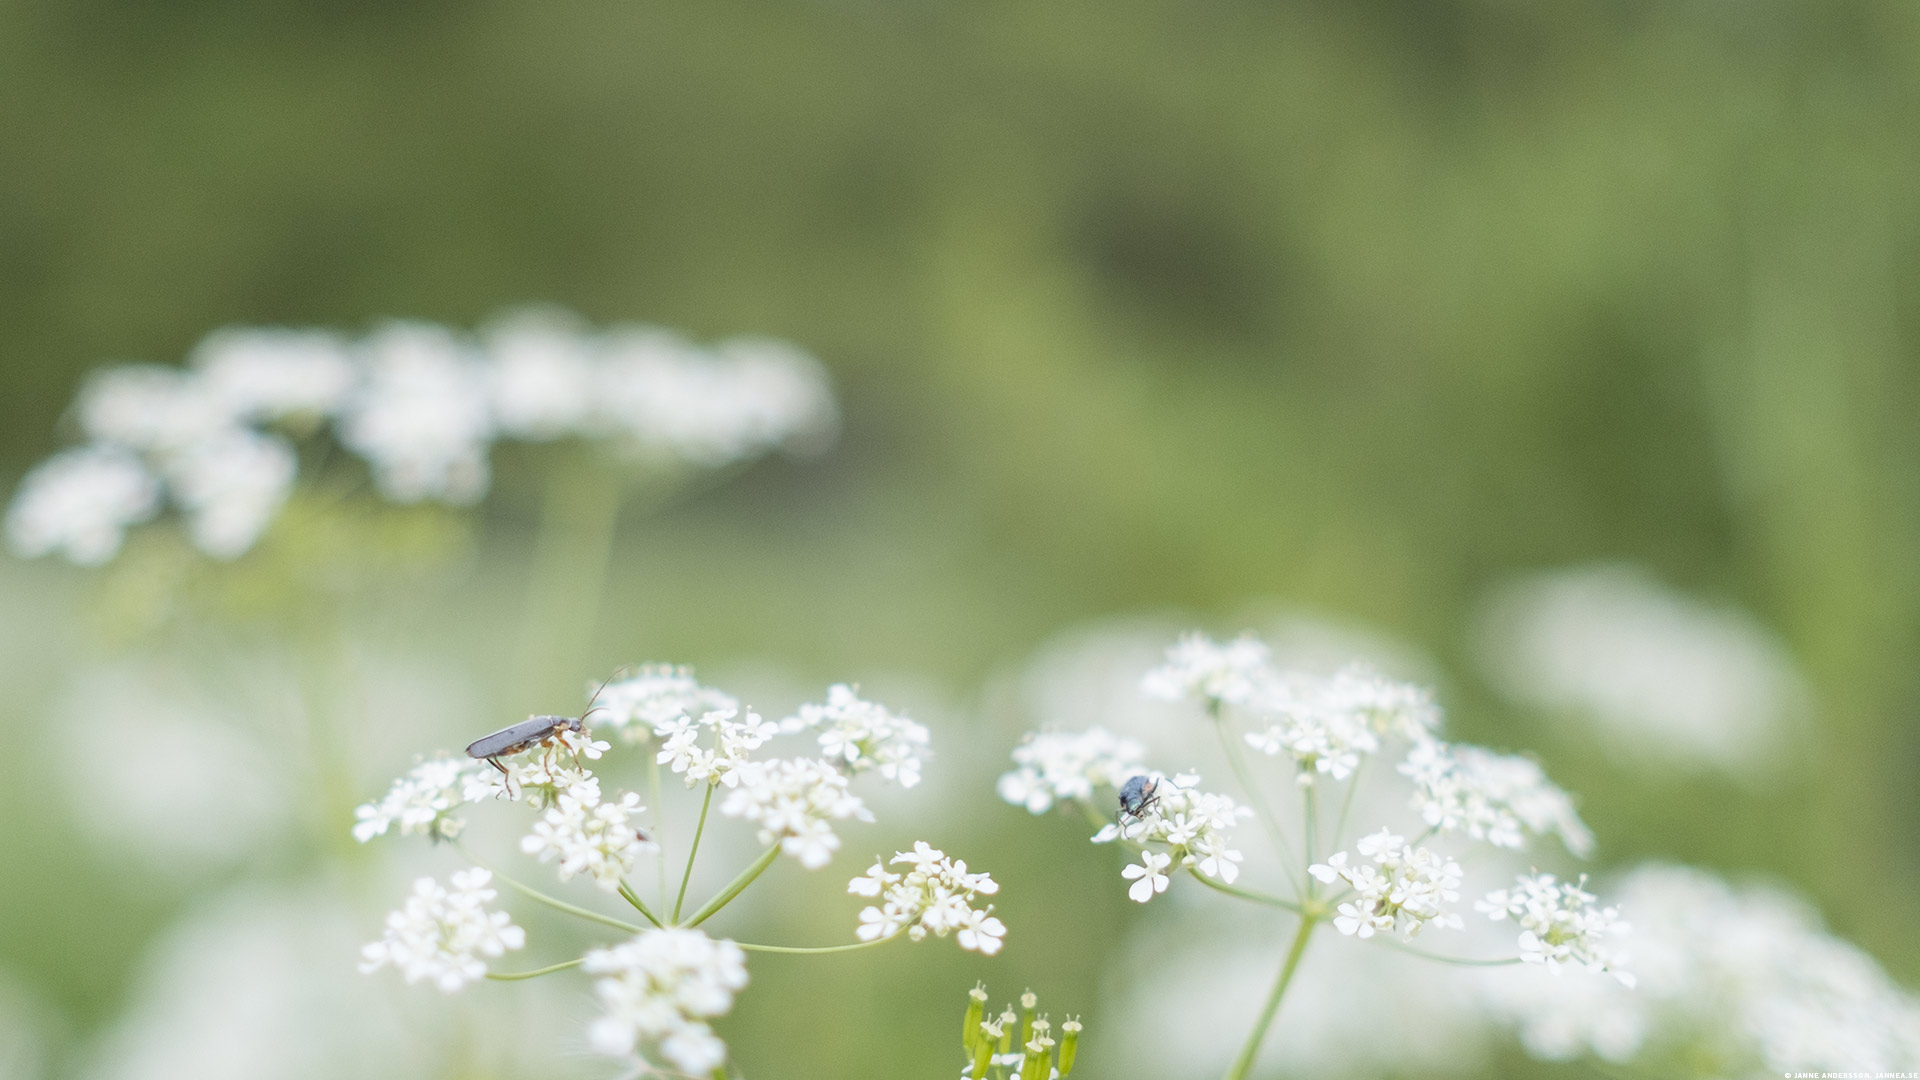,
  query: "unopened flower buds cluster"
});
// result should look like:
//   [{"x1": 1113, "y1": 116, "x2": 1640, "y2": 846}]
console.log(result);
[{"x1": 962, "y1": 984, "x2": 1080, "y2": 1080}]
